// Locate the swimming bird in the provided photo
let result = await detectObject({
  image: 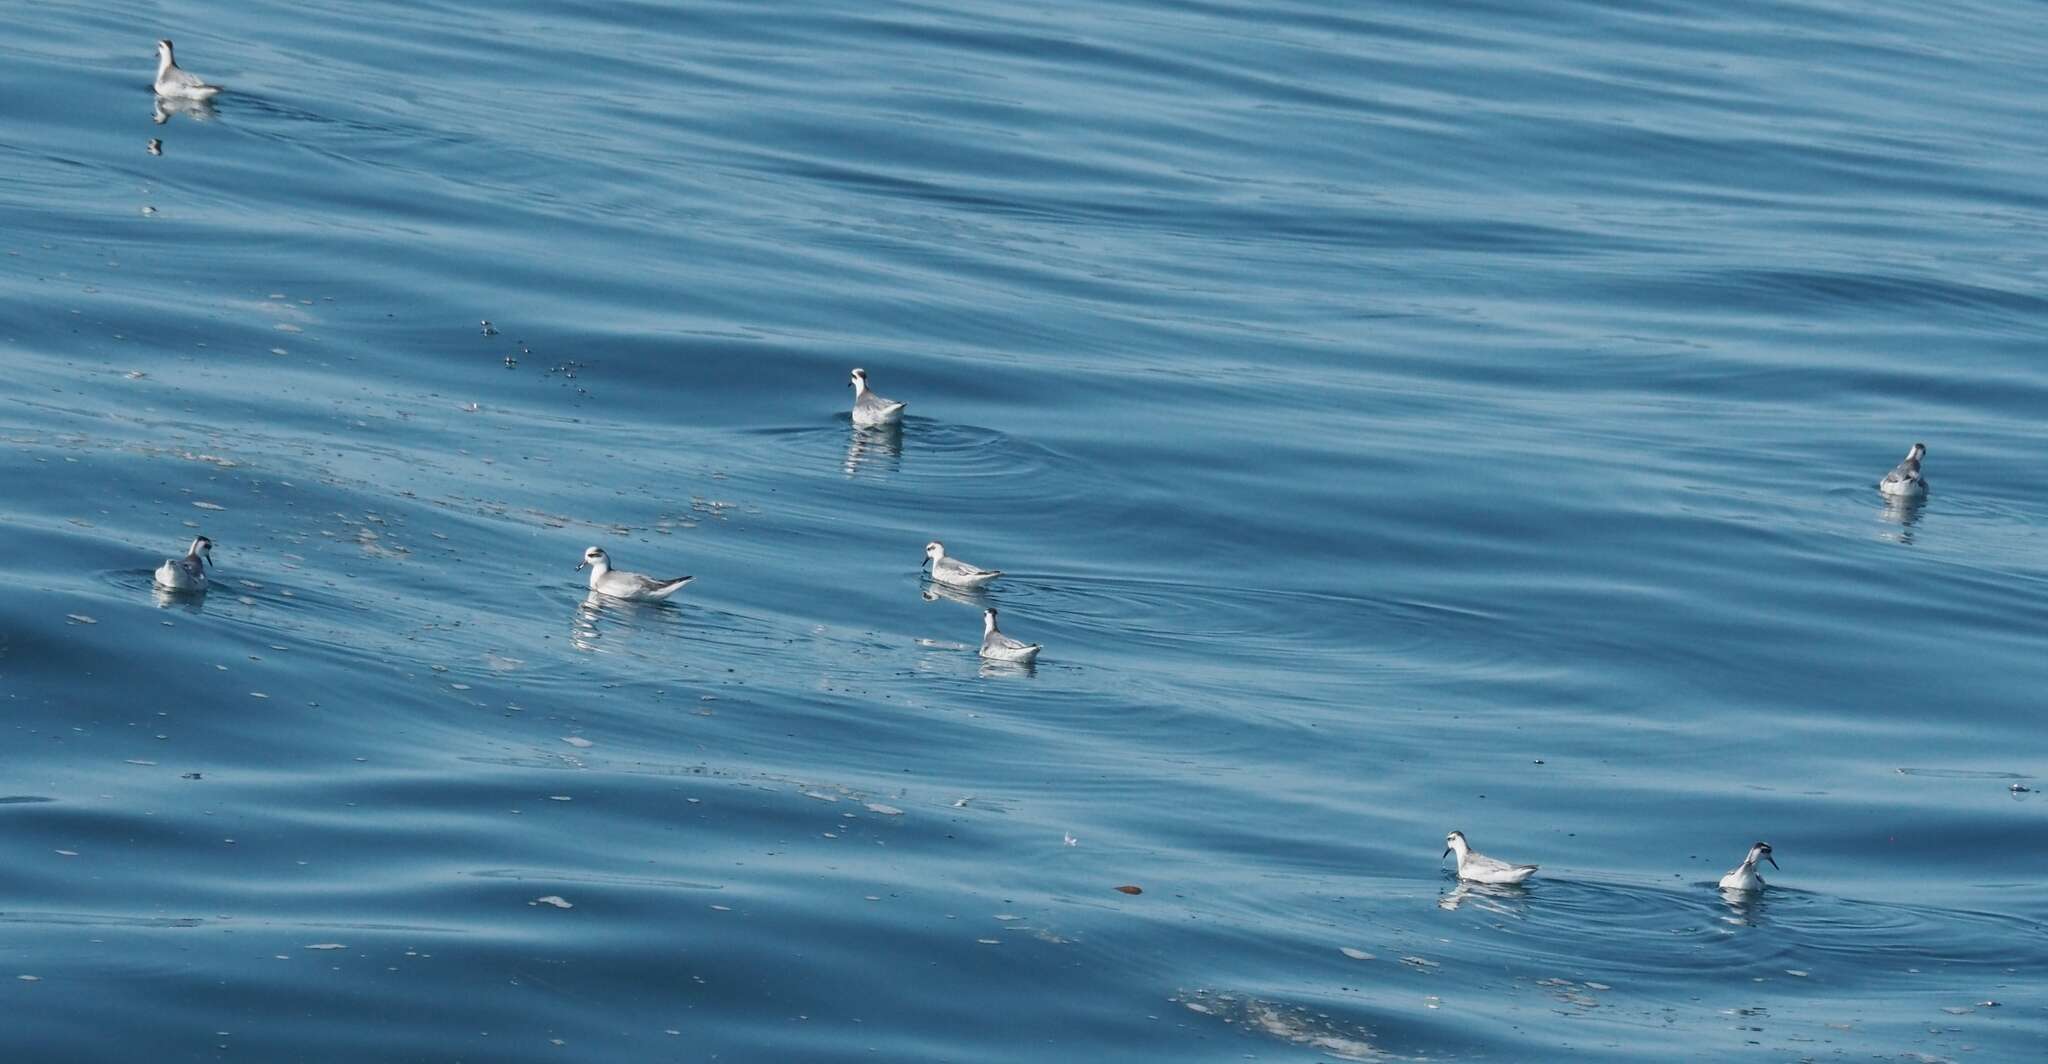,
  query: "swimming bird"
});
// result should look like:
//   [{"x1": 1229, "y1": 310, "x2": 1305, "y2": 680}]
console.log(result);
[
  {"x1": 154, "y1": 39, "x2": 222, "y2": 100},
  {"x1": 850, "y1": 367, "x2": 905, "y2": 427},
  {"x1": 979, "y1": 607, "x2": 1040, "y2": 663},
  {"x1": 923, "y1": 541, "x2": 1001, "y2": 589},
  {"x1": 1879, "y1": 442, "x2": 1928, "y2": 497},
  {"x1": 1443, "y1": 830, "x2": 1537, "y2": 885},
  {"x1": 576, "y1": 546, "x2": 692, "y2": 602},
  {"x1": 153, "y1": 535, "x2": 214, "y2": 592},
  {"x1": 1717, "y1": 841, "x2": 1778, "y2": 892}
]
